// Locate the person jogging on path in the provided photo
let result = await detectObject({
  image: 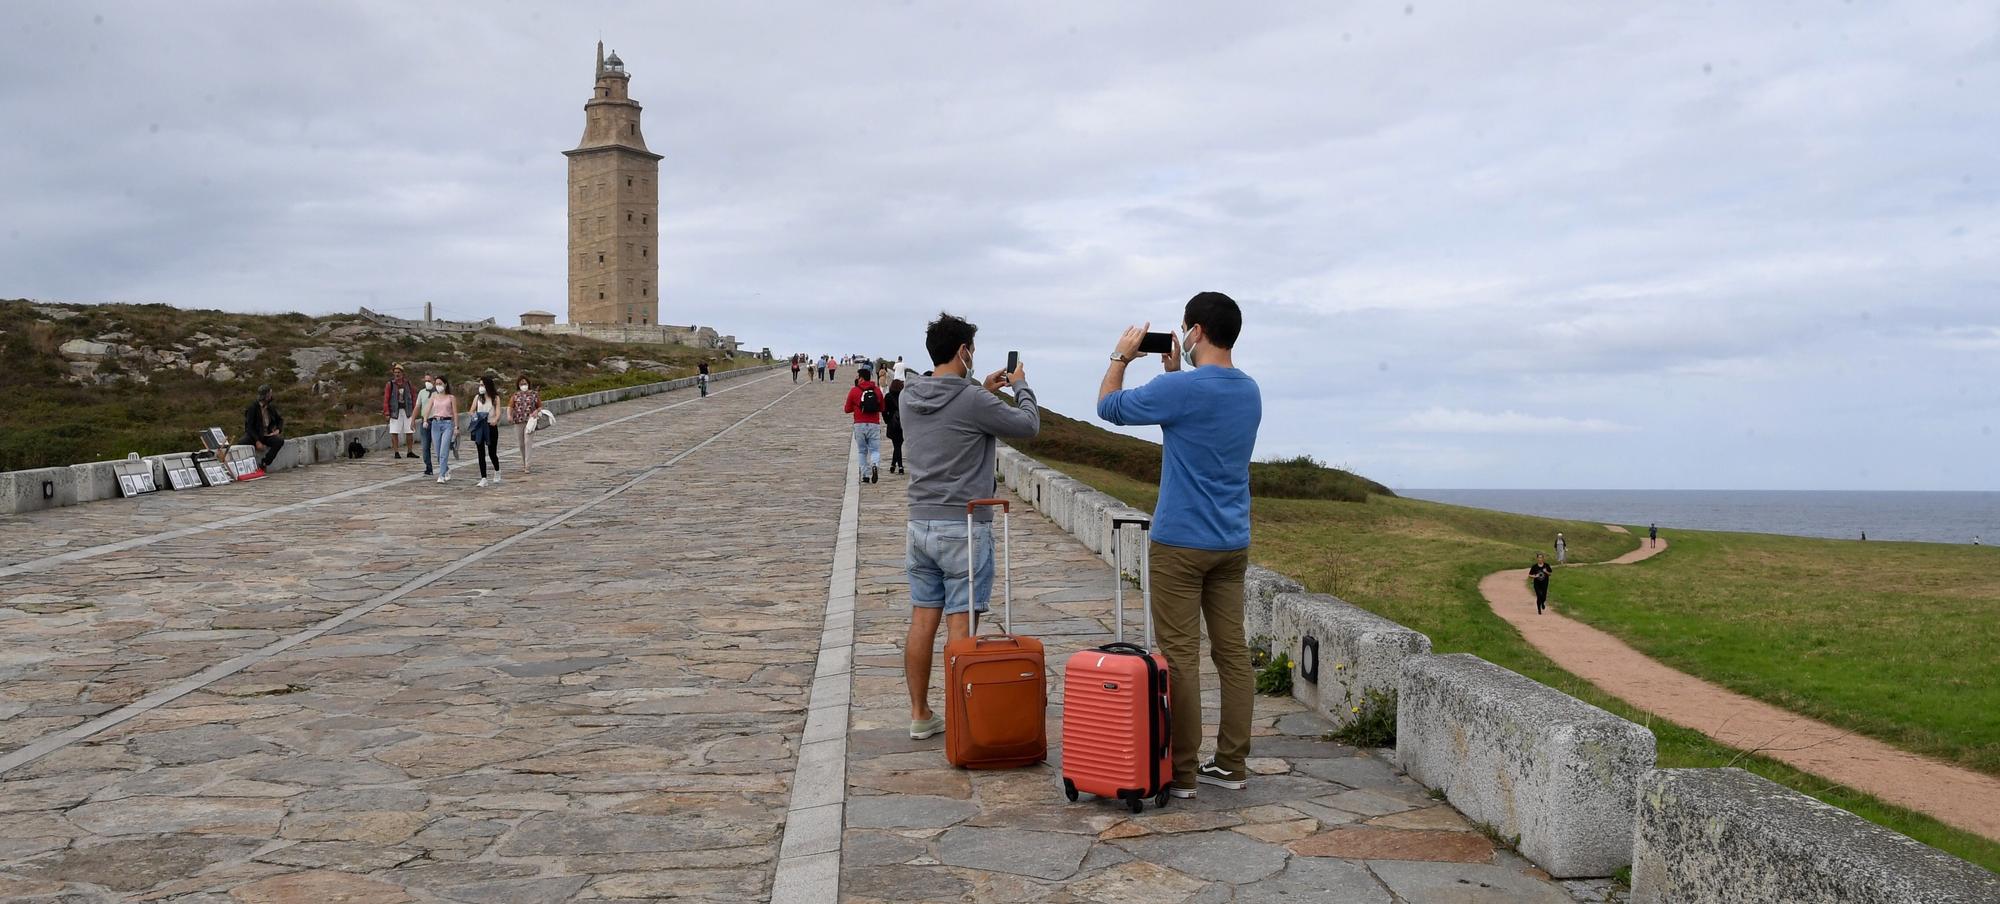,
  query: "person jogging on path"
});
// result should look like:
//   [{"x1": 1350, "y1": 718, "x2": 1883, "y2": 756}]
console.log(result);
[
  {"x1": 1555, "y1": 532, "x2": 1567, "y2": 564},
  {"x1": 1648, "y1": 523, "x2": 1658, "y2": 548},
  {"x1": 846, "y1": 367, "x2": 886, "y2": 483},
  {"x1": 382, "y1": 364, "x2": 417, "y2": 459},
  {"x1": 899, "y1": 312, "x2": 1038, "y2": 741},
  {"x1": 1529, "y1": 553, "x2": 1553, "y2": 614},
  {"x1": 1098, "y1": 291, "x2": 1261, "y2": 799}
]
